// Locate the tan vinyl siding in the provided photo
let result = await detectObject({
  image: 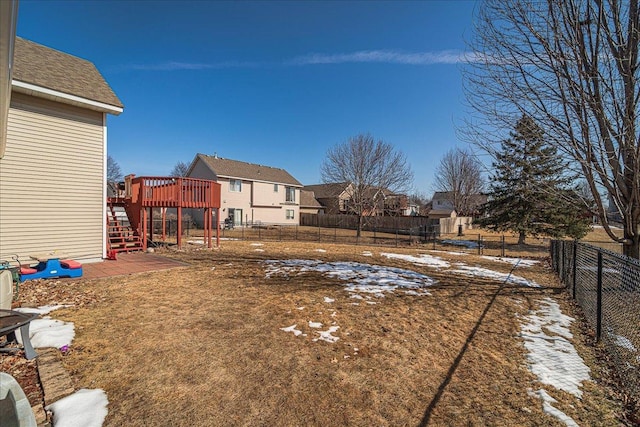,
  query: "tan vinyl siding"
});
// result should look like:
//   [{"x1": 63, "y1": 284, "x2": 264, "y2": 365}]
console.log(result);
[{"x1": 0, "y1": 92, "x2": 104, "y2": 262}]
